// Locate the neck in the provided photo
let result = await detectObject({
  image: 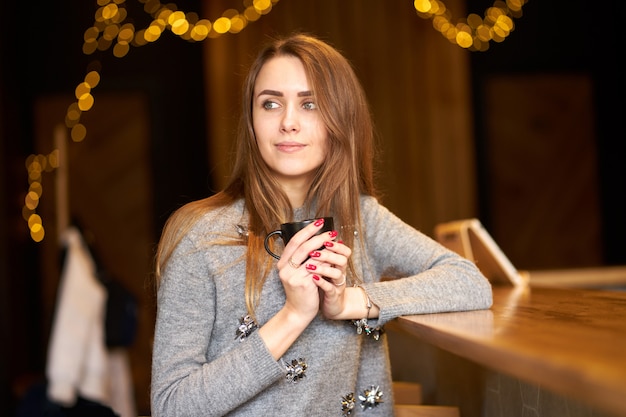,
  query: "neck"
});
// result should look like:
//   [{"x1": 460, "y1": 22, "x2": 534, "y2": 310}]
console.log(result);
[{"x1": 278, "y1": 178, "x2": 311, "y2": 209}]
